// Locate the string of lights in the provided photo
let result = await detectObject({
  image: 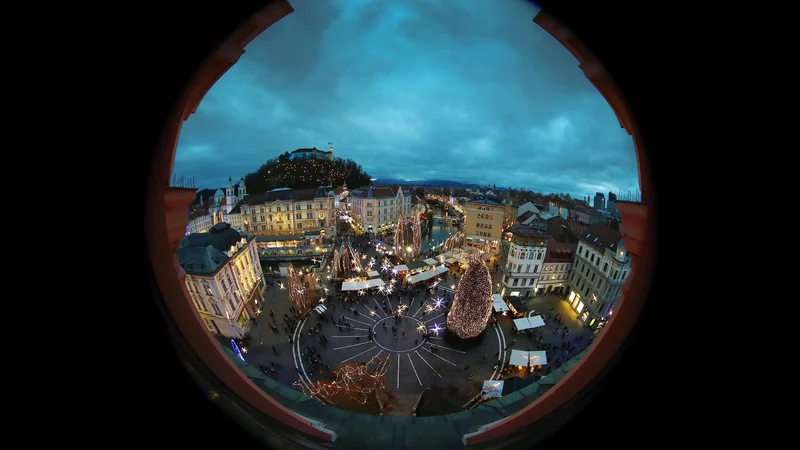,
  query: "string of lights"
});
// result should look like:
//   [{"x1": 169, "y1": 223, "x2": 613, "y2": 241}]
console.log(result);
[
  {"x1": 446, "y1": 253, "x2": 493, "y2": 339},
  {"x1": 293, "y1": 356, "x2": 391, "y2": 405},
  {"x1": 412, "y1": 204, "x2": 422, "y2": 255},
  {"x1": 443, "y1": 231, "x2": 465, "y2": 252},
  {"x1": 287, "y1": 265, "x2": 314, "y2": 315},
  {"x1": 393, "y1": 214, "x2": 406, "y2": 258}
]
